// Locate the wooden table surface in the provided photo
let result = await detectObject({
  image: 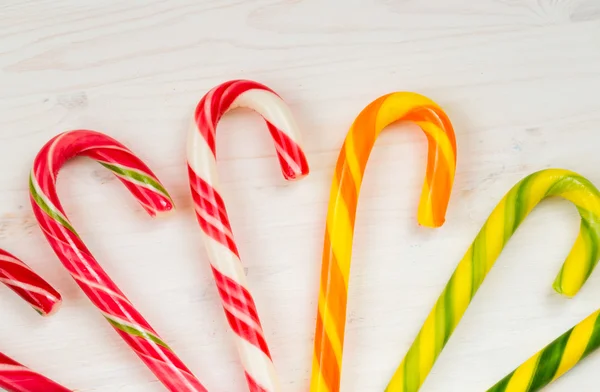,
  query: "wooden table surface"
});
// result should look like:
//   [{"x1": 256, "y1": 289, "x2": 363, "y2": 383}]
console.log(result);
[{"x1": 1, "y1": 1, "x2": 599, "y2": 391}]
